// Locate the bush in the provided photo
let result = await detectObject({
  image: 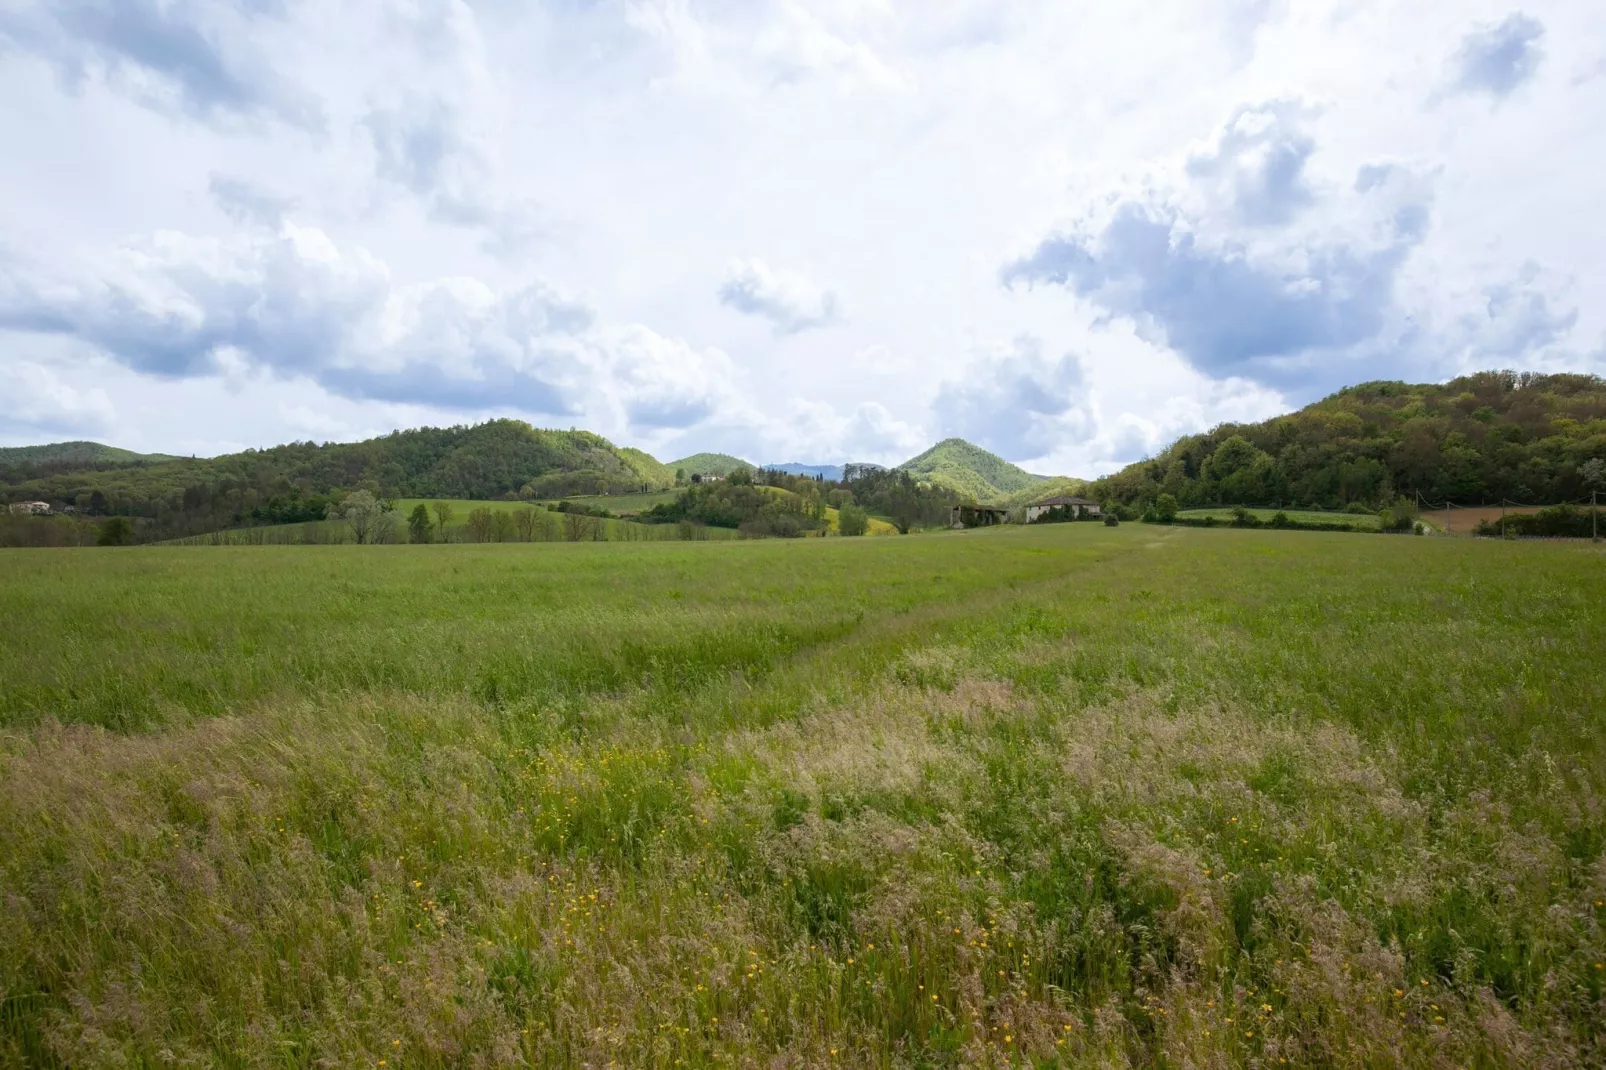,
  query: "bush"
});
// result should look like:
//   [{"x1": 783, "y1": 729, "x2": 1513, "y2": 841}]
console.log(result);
[
  {"x1": 1154, "y1": 494, "x2": 1178, "y2": 523},
  {"x1": 1475, "y1": 505, "x2": 1596, "y2": 539},
  {"x1": 97, "y1": 516, "x2": 136, "y2": 546},
  {"x1": 1345, "y1": 501, "x2": 1372, "y2": 514},
  {"x1": 837, "y1": 503, "x2": 870, "y2": 537},
  {"x1": 1103, "y1": 514, "x2": 1119, "y2": 527}
]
